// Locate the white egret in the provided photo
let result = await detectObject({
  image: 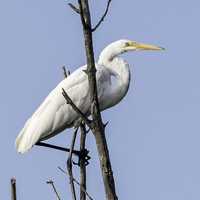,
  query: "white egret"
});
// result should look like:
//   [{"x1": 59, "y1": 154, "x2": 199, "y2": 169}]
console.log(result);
[{"x1": 15, "y1": 39, "x2": 164, "y2": 153}]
